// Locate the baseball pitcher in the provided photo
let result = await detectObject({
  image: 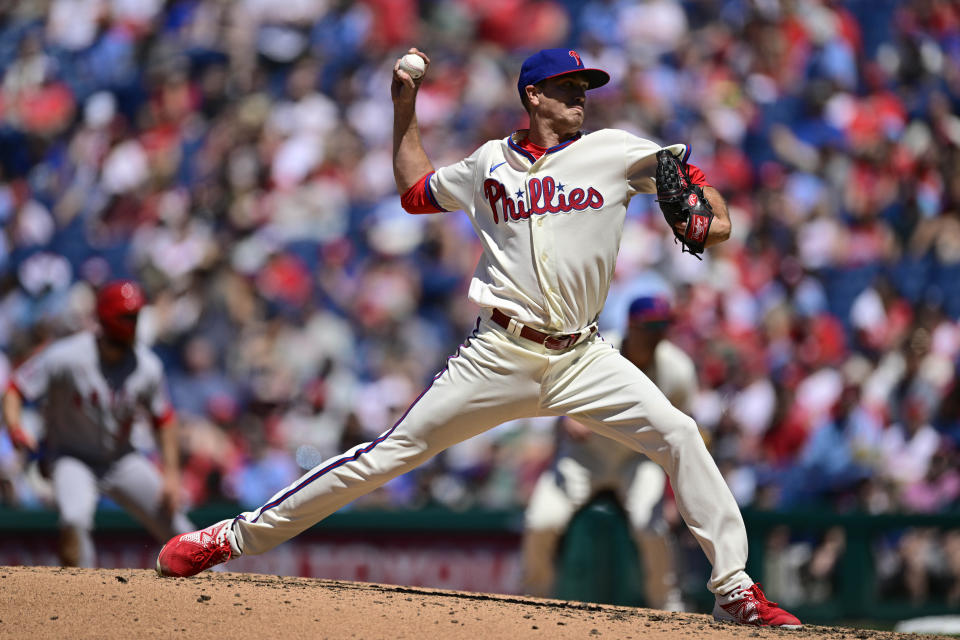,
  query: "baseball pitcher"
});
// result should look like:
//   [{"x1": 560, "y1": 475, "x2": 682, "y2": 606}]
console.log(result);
[
  {"x1": 156, "y1": 48, "x2": 801, "y2": 629},
  {"x1": 2, "y1": 280, "x2": 193, "y2": 566}
]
